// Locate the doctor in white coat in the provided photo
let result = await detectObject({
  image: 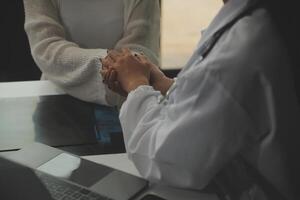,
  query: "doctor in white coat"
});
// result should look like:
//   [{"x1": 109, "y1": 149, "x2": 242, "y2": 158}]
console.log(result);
[{"x1": 102, "y1": 0, "x2": 300, "y2": 199}]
